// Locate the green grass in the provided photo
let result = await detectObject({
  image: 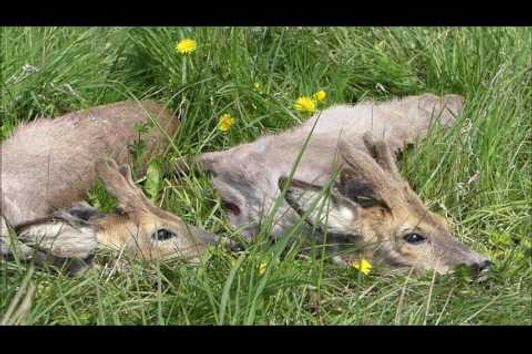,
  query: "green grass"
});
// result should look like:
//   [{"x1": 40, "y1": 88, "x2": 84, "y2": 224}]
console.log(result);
[{"x1": 1, "y1": 27, "x2": 531, "y2": 325}]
